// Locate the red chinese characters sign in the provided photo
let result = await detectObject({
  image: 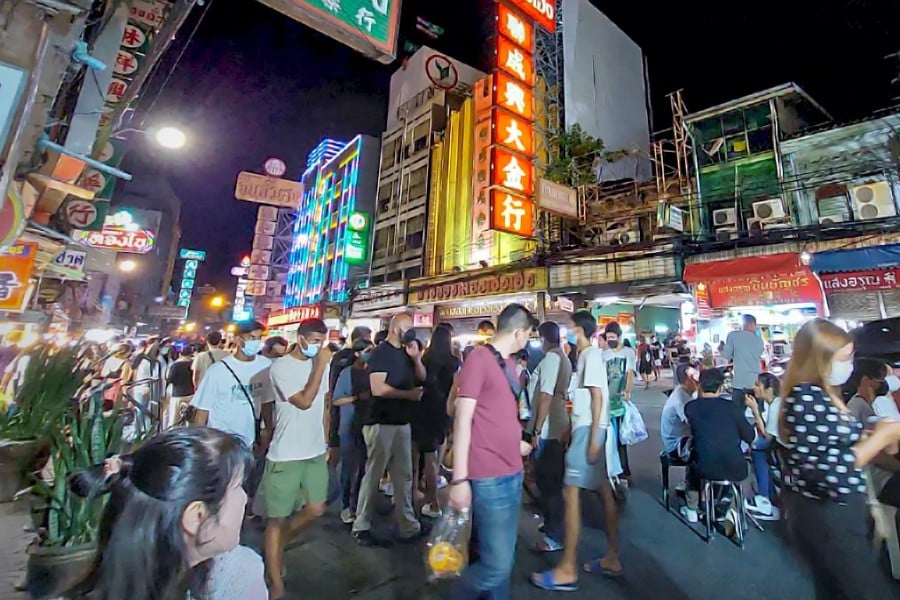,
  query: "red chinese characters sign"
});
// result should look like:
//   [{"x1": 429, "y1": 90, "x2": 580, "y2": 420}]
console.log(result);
[
  {"x1": 492, "y1": 147, "x2": 534, "y2": 195},
  {"x1": 0, "y1": 243, "x2": 37, "y2": 312},
  {"x1": 492, "y1": 109, "x2": 534, "y2": 157},
  {"x1": 496, "y1": 35, "x2": 534, "y2": 86},
  {"x1": 493, "y1": 72, "x2": 534, "y2": 121},
  {"x1": 75, "y1": 227, "x2": 156, "y2": 254},
  {"x1": 498, "y1": 3, "x2": 533, "y2": 48},
  {"x1": 506, "y1": 0, "x2": 556, "y2": 32},
  {"x1": 490, "y1": 189, "x2": 535, "y2": 237},
  {"x1": 819, "y1": 268, "x2": 900, "y2": 293},
  {"x1": 707, "y1": 269, "x2": 824, "y2": 309}
]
